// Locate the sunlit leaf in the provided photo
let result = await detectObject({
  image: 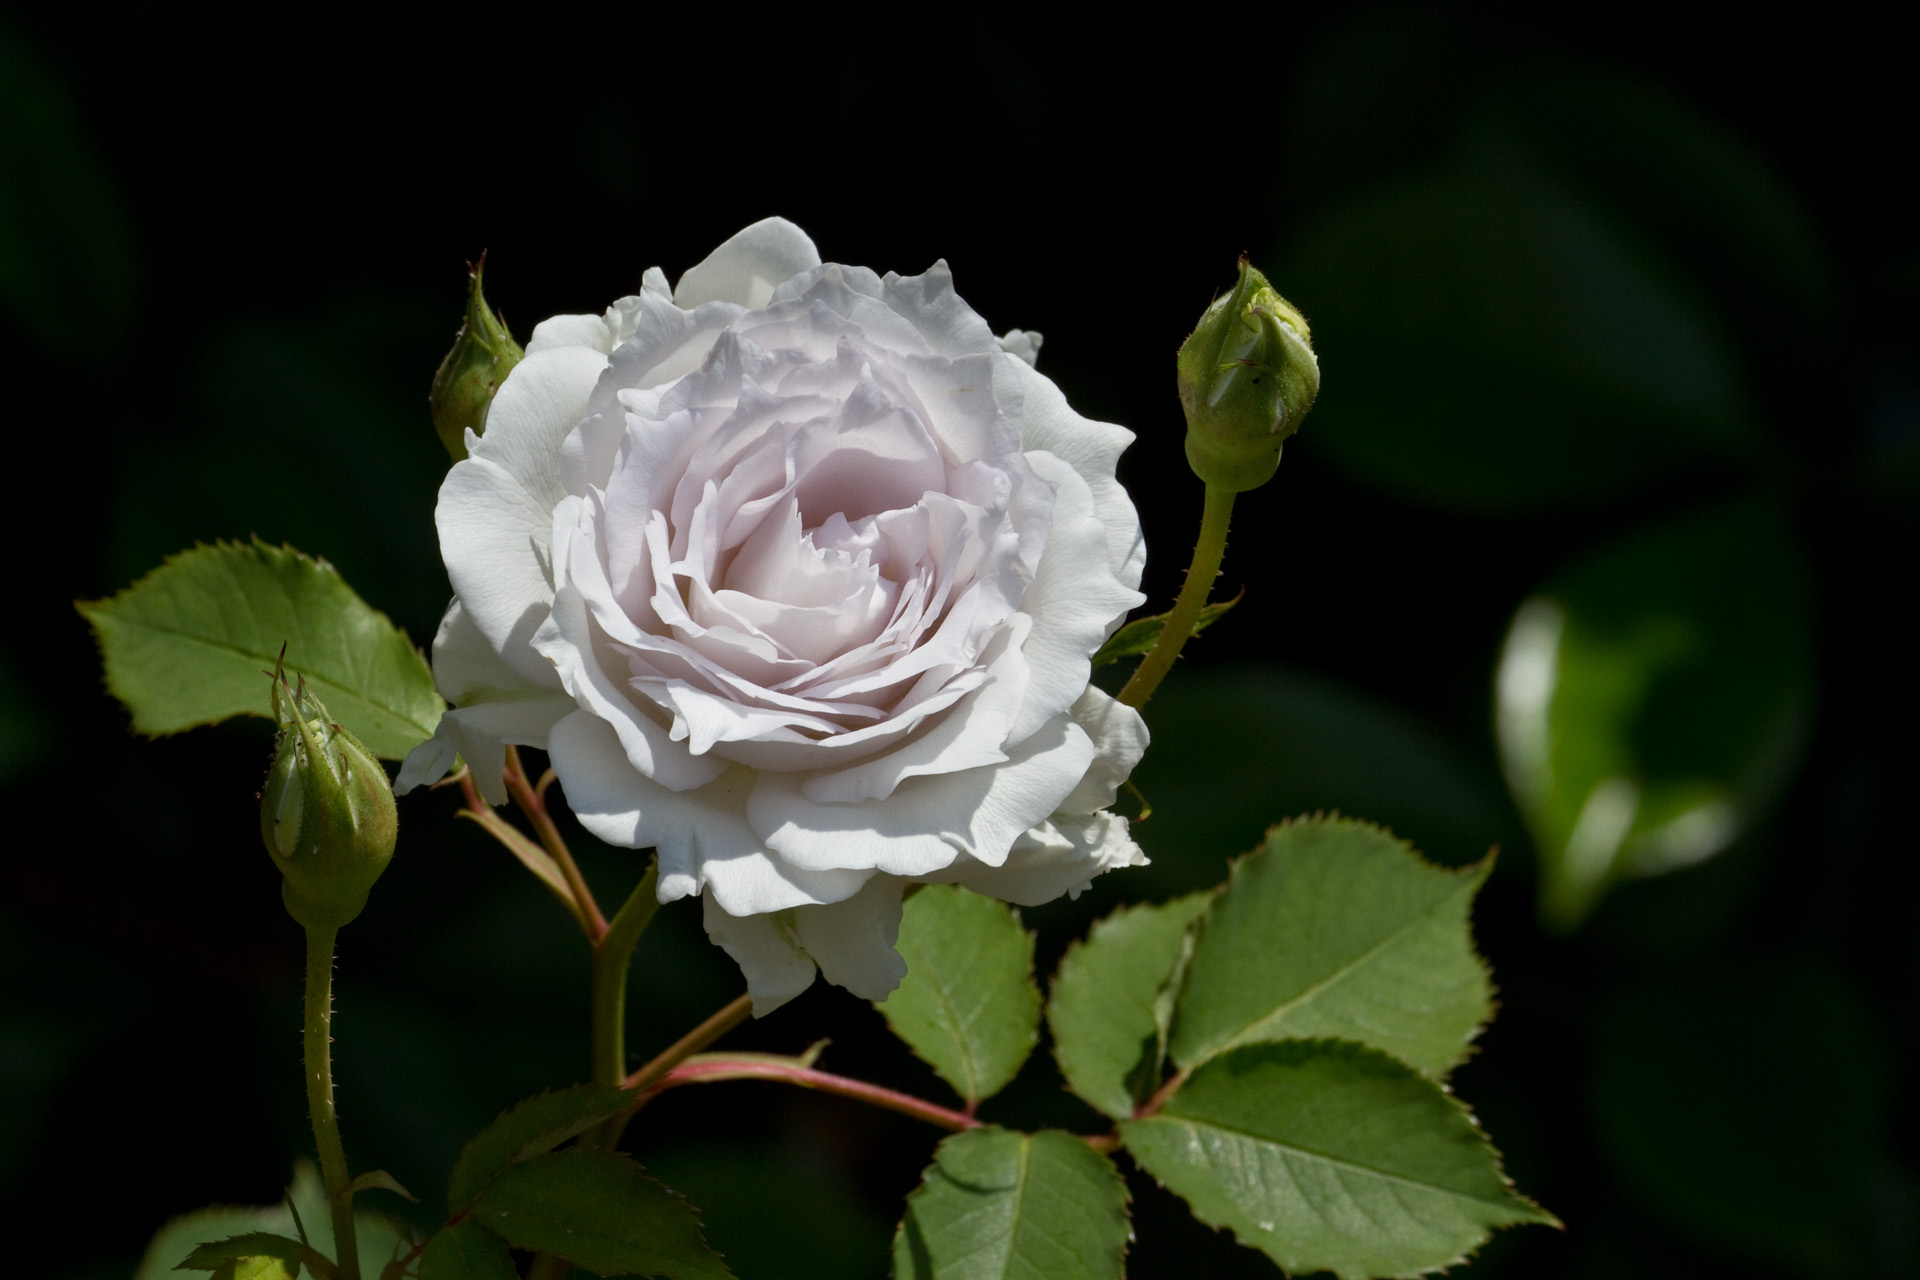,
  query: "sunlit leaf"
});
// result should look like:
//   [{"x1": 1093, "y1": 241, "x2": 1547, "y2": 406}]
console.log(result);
[
  {"x1": 176, "y1": 1233, "x2": 308, "y2": 1273},
  {"x1": 417, "y1": 1222, "x2": 518, "y2": 1280},
  {"x1": 1048, "y1": 894, "x2": 1210, "y2": 1119},
  {"x1": 470, "y1": 1149, "x2": 731, "y2": 1280},
  {"x1": 1495, "y1": 499, "x2": 1814, "y2": 927},
  {"x1": 892, "y1": 1127, "x2": 1129, "y2": 1280},
  {"x1": 878, "y1": 886, "x2": 1041, "y2": 1108},
  {"x1": 446, "y1": 1083, "x2": 634, "y2": 1210},
  {"x1": 135, "y1": 1161, "x2": 411, "y2": 1280},
  {"x1": 1170, "y1": 817, "x2": 1492, "y2": 1077},
  {"x1": 1122, "y1": 1042, "x2": 1552, "y2": 1279},
  {"x1": 78, "y1": 539, "x2": 443, "y2": 759}
]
